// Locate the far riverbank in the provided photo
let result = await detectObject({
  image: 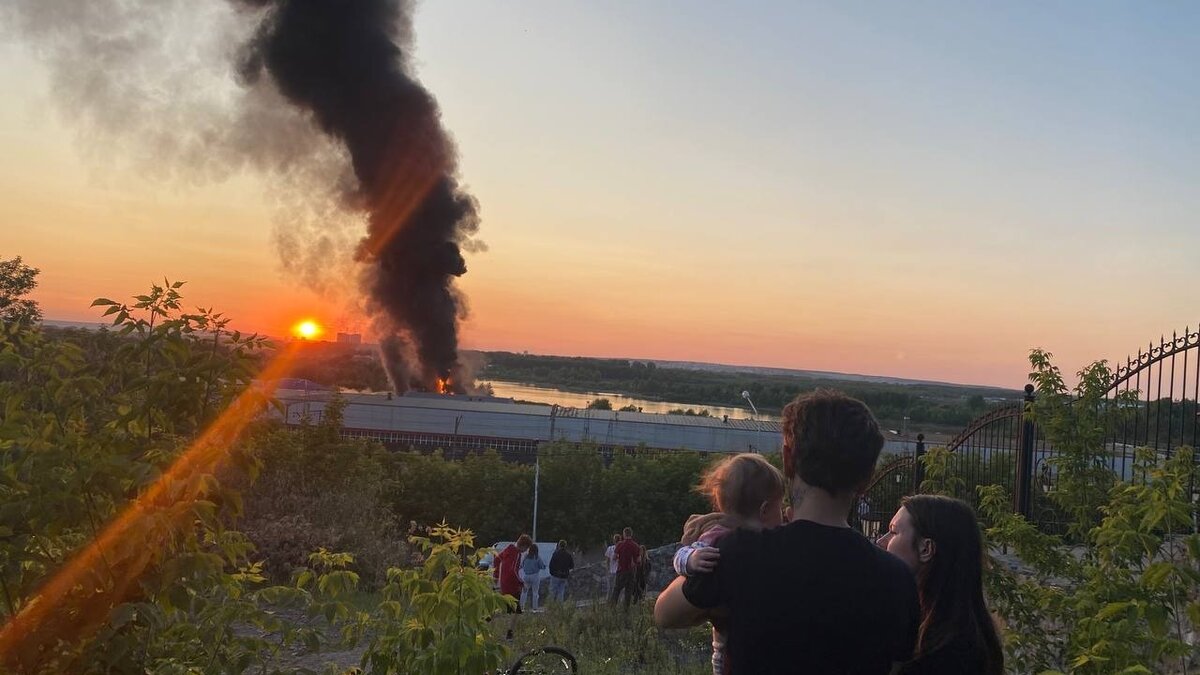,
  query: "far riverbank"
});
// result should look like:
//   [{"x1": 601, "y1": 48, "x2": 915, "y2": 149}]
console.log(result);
[{"x1": 479, "y1": 379, "x2": 774, "y2": 421}]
